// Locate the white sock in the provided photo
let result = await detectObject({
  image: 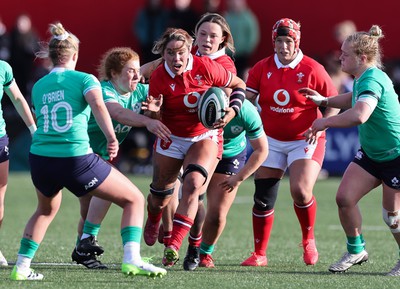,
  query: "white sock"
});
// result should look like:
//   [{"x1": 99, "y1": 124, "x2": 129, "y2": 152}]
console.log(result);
[
  {"x1": 123, "y1": 241, "x2": 142, "y2": 265},
  {"x1": 81, "y1": 233, "x2": 91, "y2": 240},
  {"x1": 16, "y1": 255, "x2": 32, "y2": 271}
]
